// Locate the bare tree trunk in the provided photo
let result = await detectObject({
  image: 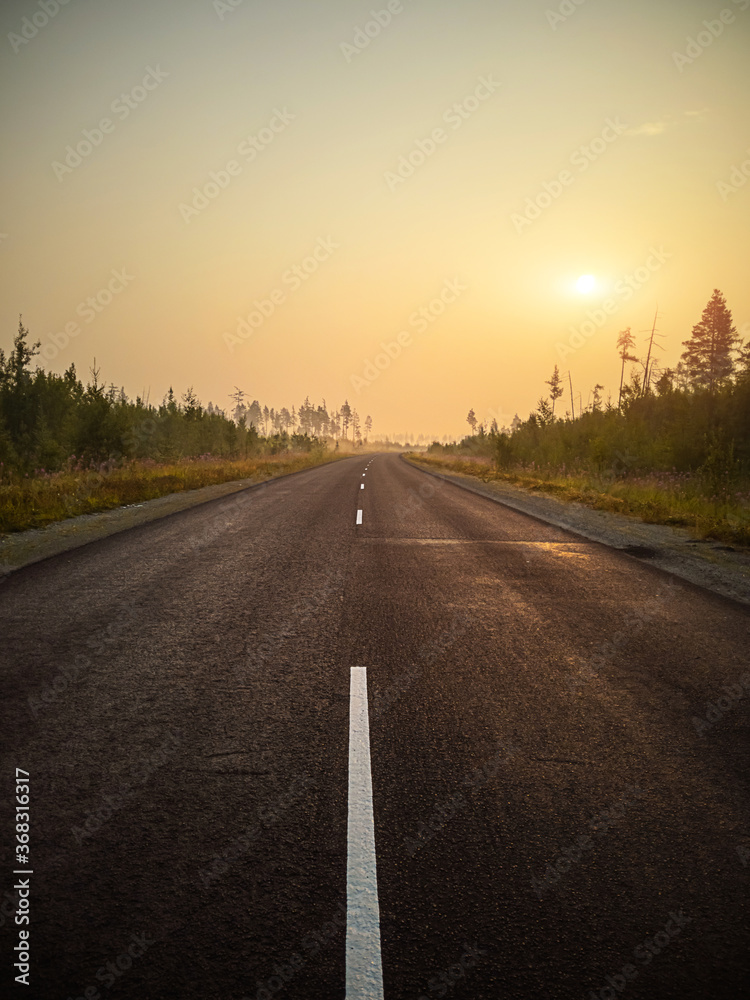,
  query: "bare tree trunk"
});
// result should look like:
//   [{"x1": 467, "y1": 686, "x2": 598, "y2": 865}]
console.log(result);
[{"x1": 642, "y1": 307, "x2": 659, "y2": 395}]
